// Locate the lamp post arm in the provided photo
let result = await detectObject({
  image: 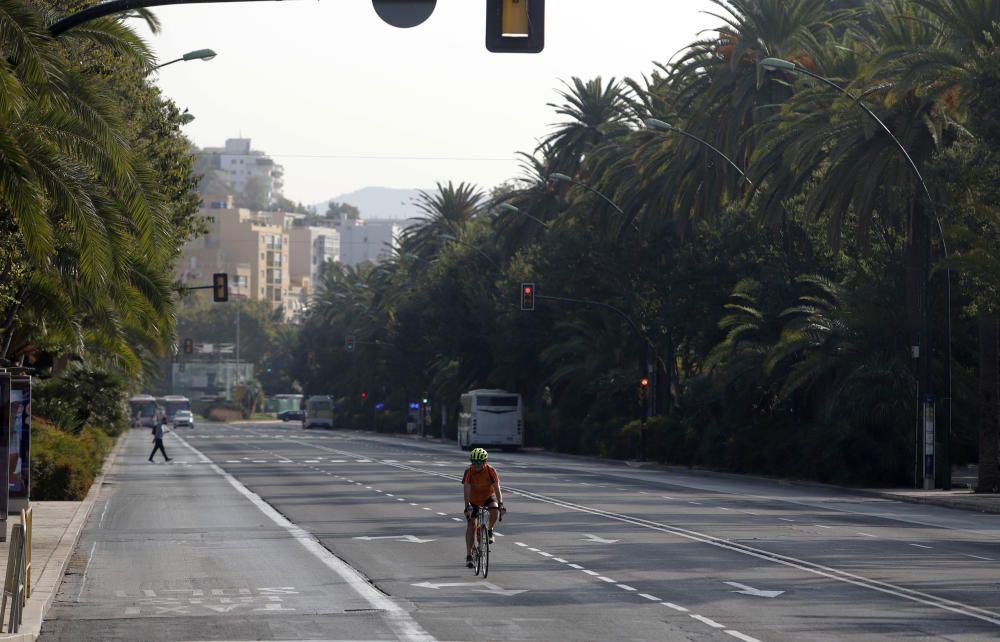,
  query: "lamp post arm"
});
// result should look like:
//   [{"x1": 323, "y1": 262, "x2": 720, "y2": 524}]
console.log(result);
[
  {"x1": 664, "y1": 125, "x2": 757, "y2": 193},
  {"x1": 555, "y1": 176, "x2": 640, "y2": 233},
  {"x1": 152, "y1": 57, "x2": 183, "y2": 70}
]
